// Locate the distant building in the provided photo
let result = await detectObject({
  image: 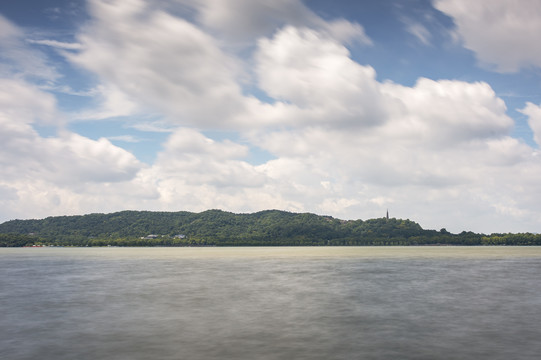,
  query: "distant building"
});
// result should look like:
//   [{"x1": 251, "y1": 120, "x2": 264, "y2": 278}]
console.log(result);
[
  {"x1": 174, "y1": 234, "x2": 186, "y2": 239},
  {"x1": 142, "y1": 234, "x2": 159, "y2": 239},
  {"x1": 386, "y1": 209, "x2": 389, "y2": 220}
]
